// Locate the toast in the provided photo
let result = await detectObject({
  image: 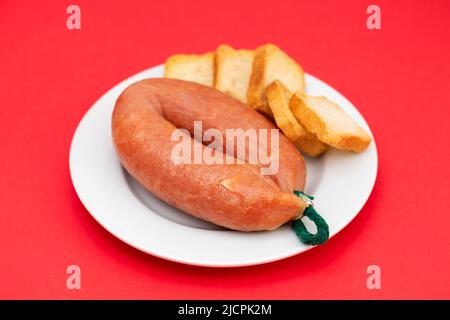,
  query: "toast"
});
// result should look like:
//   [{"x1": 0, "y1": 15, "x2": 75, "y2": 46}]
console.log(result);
[
  {"x1": 248, "y1": 44, "x2": 305, "y2": 117},
  {"x1": 290, "y1": 93, "x2": 372, "y2": 152},
  {"x1": 214, "y1": 45, "x2": 254, "y2": 103},
  {"x1": 265, "y1": 81, "x2": 327, "y2": 156},
  {"x1": 164, "y1": 52, "x2": 214, "y2": 86}
]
